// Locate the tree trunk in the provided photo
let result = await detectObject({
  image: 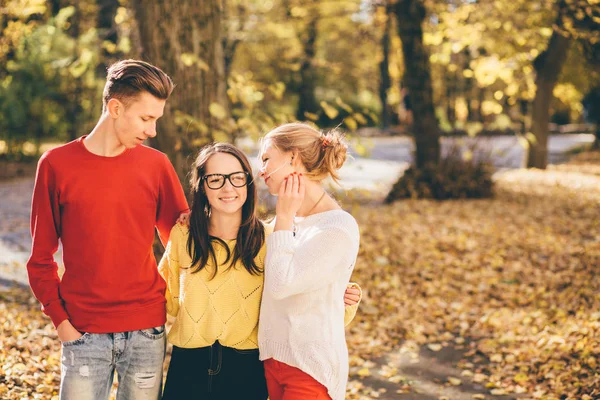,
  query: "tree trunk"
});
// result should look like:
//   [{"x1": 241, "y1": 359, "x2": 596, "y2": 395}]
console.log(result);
[
  {"x1": 62, "y1": 1, "x2": 83, "y2": 141},
  {"x1": 222, "y1": 2, "x2": 247, "y2": 83},
  {"x1": 527, "y1": 4, "x2": 570, "y2": 169},
  {"x1": 393, "y1": 0, "x2": 440, "y2": 169},
  {"x1": 447, "y1": 68, "x2": 458, "y2": 126},
  {"x1": 519, "y1": 99, "x2": 528, "y2": 134},
  {"x1": 378, "y1": 5, "x2": 392, "y2": 130},
  {"x1": 446, "y1": 80, "x2": 456, "y2": 126},
  {"x1": 465, "y1": 79, "x2": 473, "y2": 122},
  {"x1": 48, "y1": 0, "x2": 62, "y2": 16},
  {"x1": 131, "y1": 0, "x2": 228, "y2": 185},
  {"x1": 96, "y1": 0, "x2": 121, "y2": 76},
  {"x1": 295, "y1": 0, "x2": 320, "y2": 121},
  {"x1": 475, "y1": 87, "x2": 485, "y2": 123}
]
